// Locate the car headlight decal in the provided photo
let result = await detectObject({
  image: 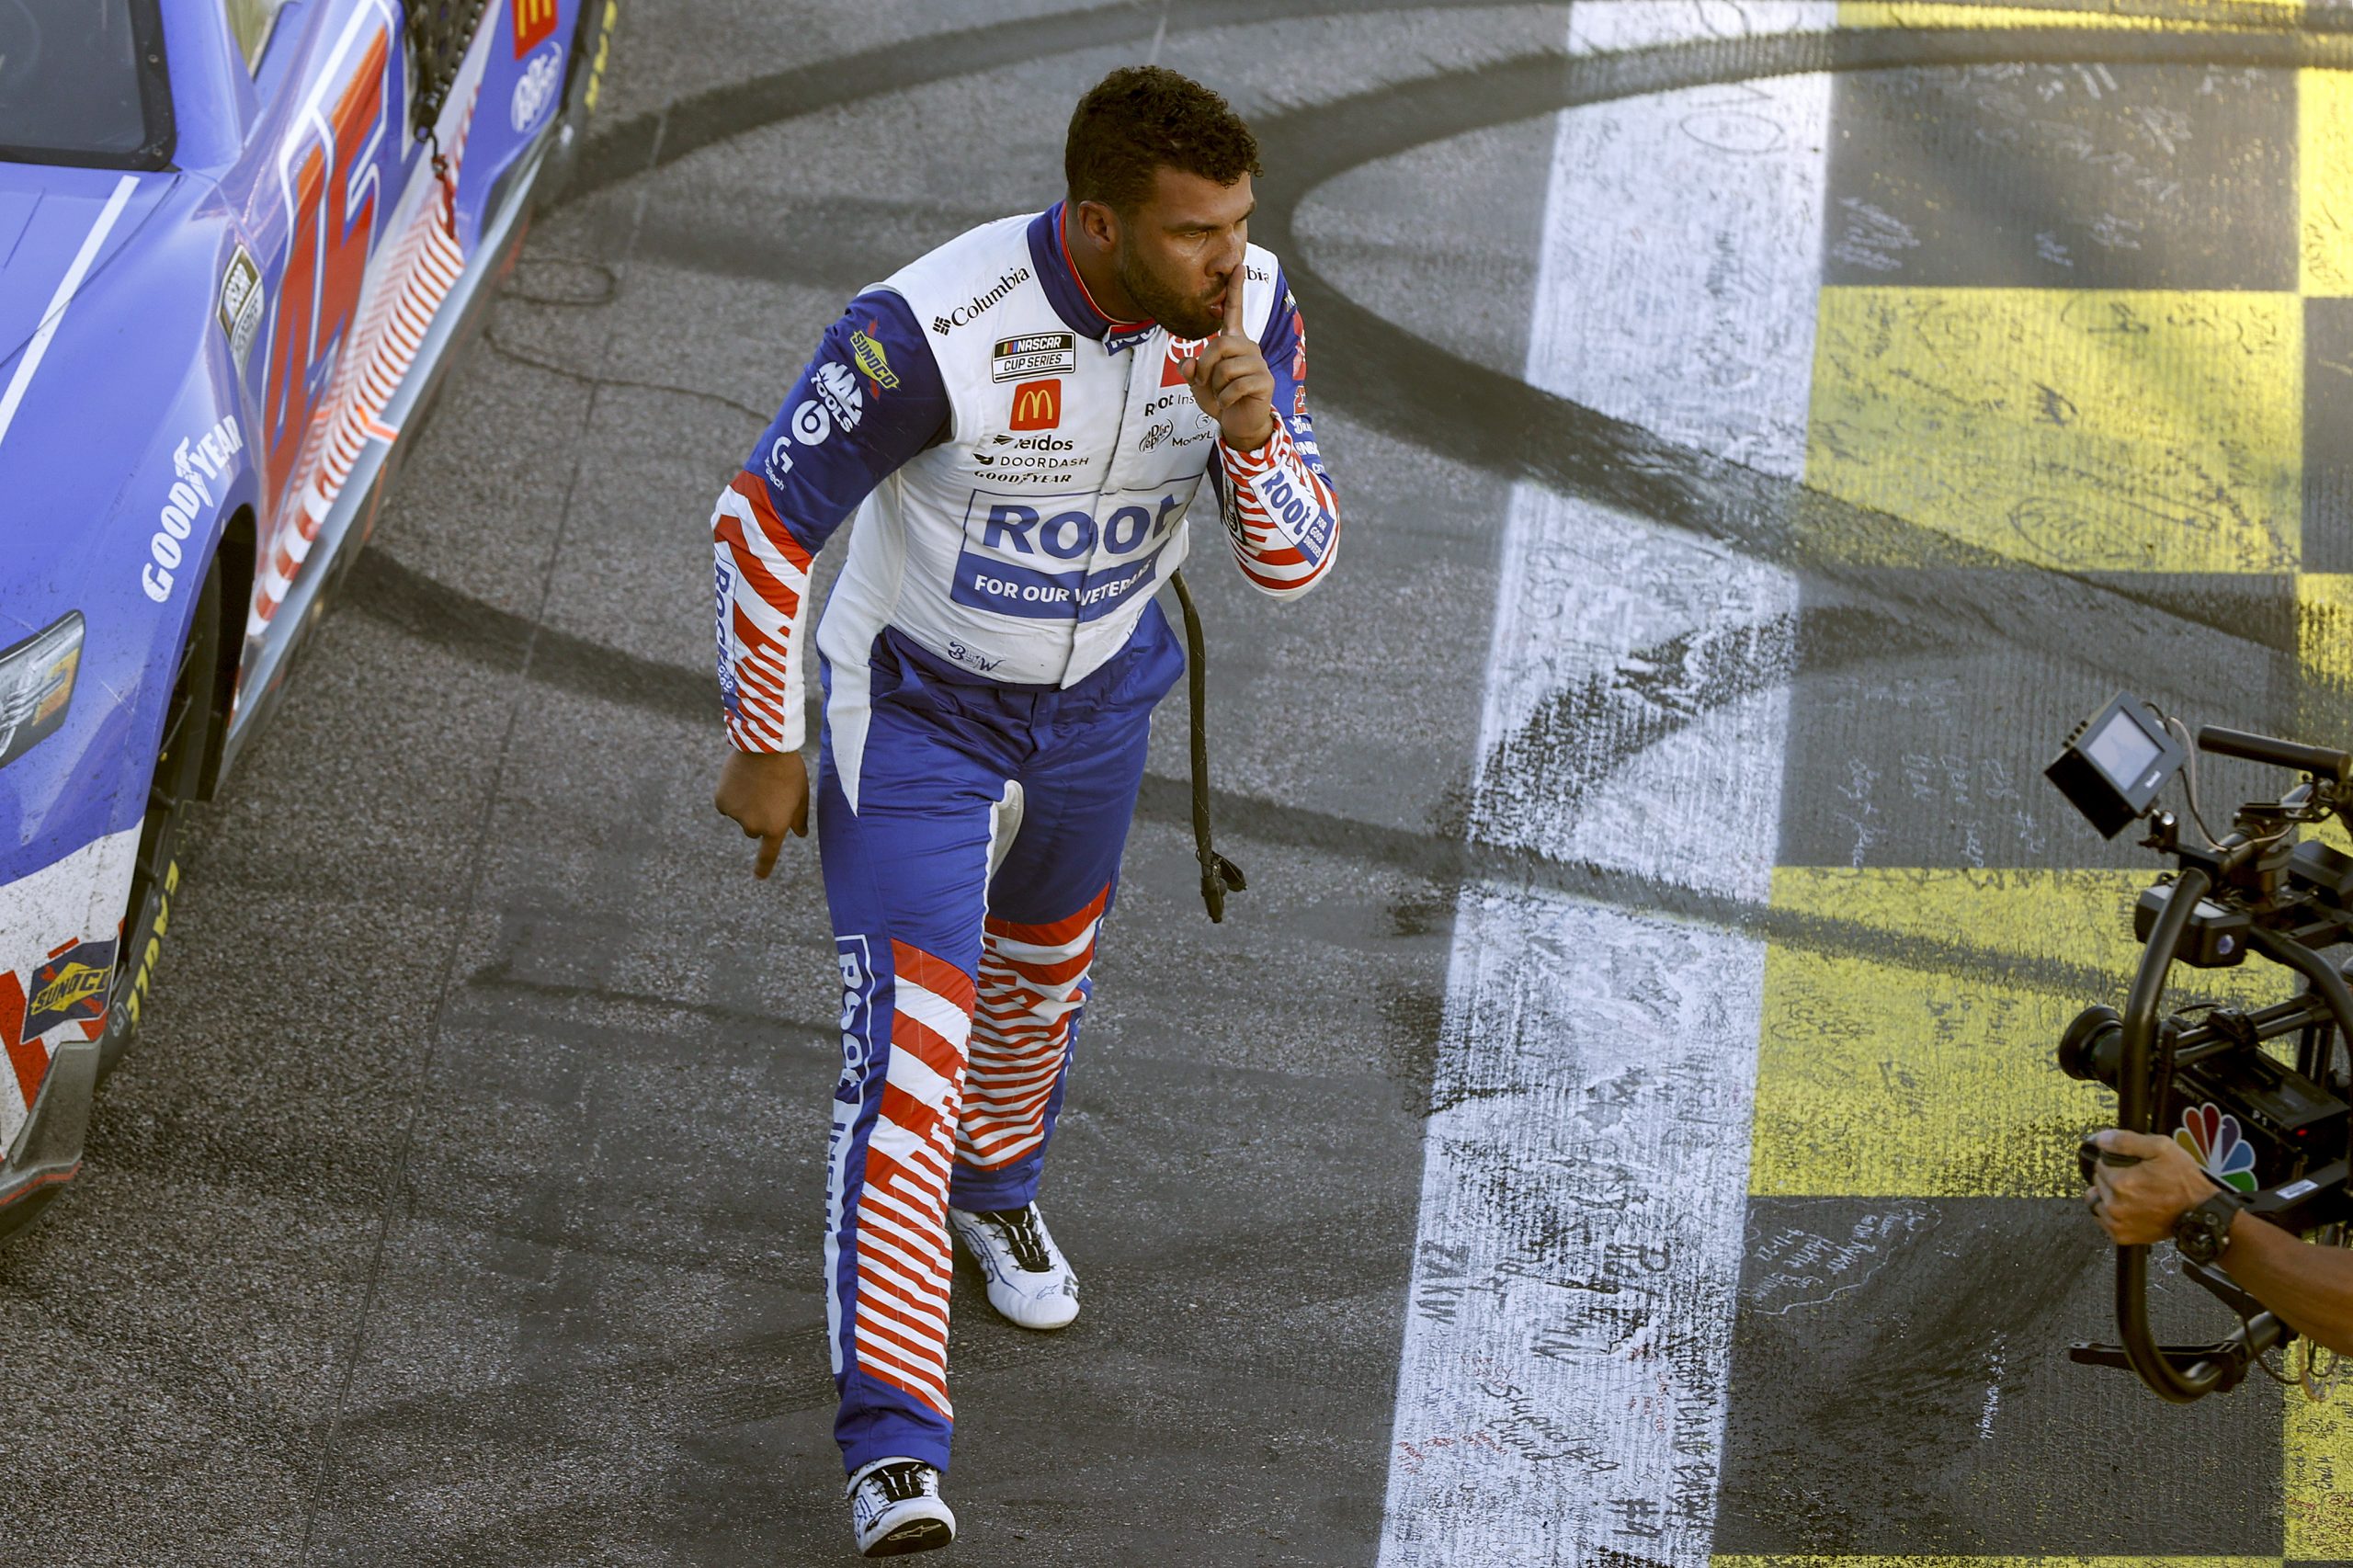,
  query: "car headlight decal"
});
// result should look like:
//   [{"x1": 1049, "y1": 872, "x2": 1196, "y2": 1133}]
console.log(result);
[{"x1": 0, "y1": 613, "x2": 85, "y2": 769}]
